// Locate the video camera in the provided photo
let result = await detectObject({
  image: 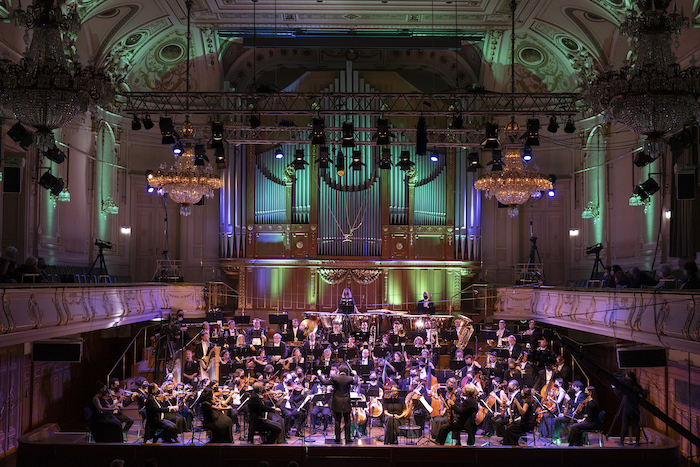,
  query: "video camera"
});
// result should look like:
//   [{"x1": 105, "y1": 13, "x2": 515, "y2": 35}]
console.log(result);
[
  {"x1": 95, "y1": 239, "x2": 113, "y2": 250},
  {"x1": 586, "y1": 243, "x2": 603, "y2": 255}
]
